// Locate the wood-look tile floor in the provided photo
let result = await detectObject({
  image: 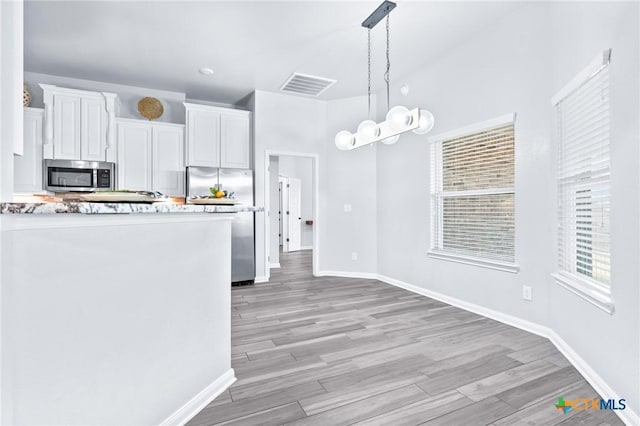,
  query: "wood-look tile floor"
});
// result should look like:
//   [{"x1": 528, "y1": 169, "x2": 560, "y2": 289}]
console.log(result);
[{"x1": 188, "y1": 251, "x2": 623, "y2": 426}]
